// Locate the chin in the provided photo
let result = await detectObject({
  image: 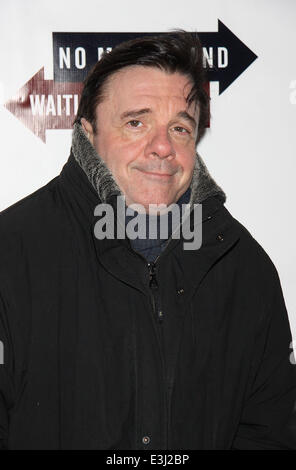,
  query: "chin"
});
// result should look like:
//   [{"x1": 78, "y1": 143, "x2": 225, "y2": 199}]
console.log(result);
[
  {"x1": 141, "y1": 198, "x2": 175, "y2": 214},
  {"x1": 141, "y1": 193, "x2": 169, "y2": 204}
]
